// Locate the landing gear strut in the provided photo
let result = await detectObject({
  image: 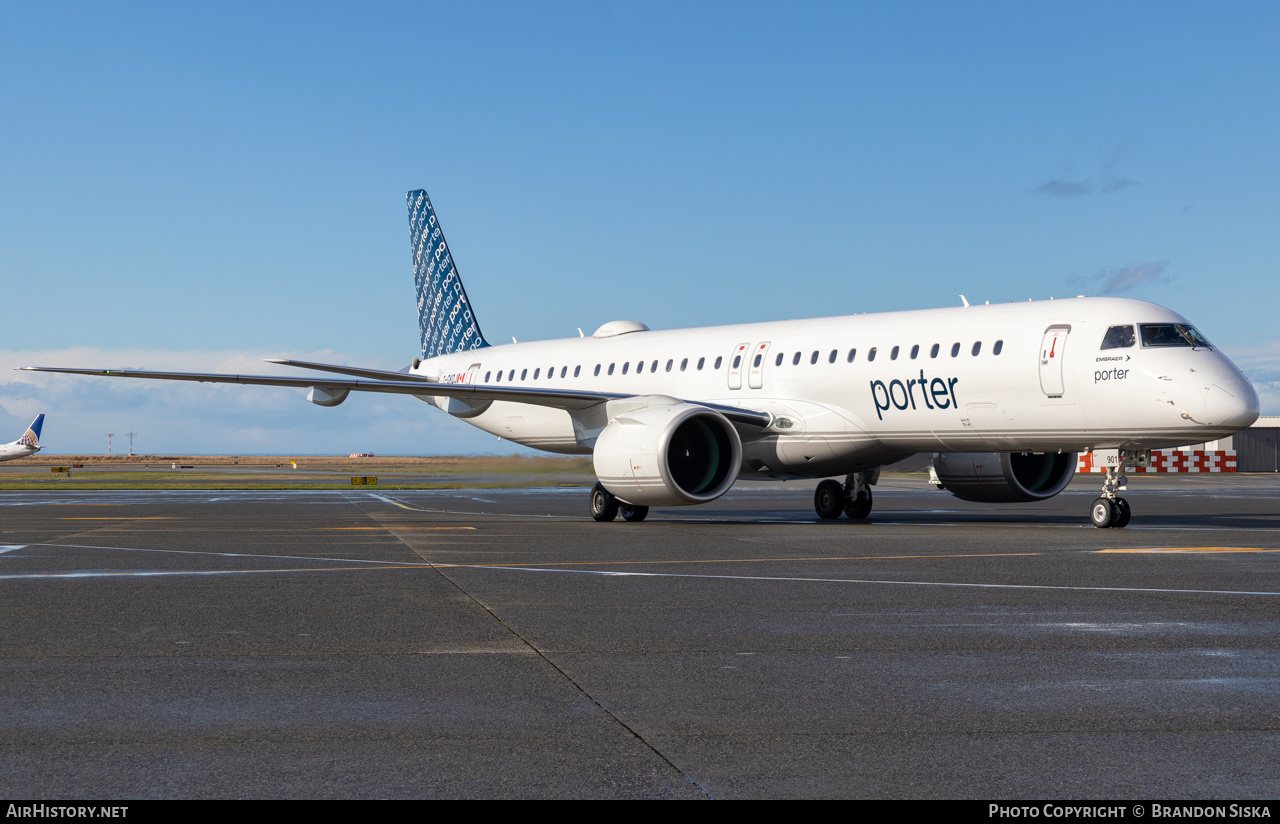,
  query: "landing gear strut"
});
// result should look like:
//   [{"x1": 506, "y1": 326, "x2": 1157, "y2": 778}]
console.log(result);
[
  {"x1": 812, "y1": 471, "x2": 876, "y2": 520},
  {"x1": 1089, "y1": 452, "x2": 1136, "y2": 529}
]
